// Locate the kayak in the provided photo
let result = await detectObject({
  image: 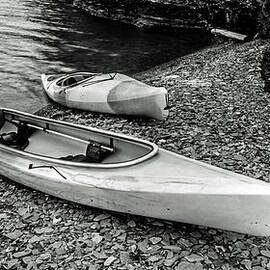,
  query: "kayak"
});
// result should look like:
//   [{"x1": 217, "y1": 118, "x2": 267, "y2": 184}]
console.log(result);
[
  {"x1": 41, "y1": 72, "x2": 169, "y2": 120},
  {"x1": 1, "y1": 108, "x2": 270, "y2": 236}
]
